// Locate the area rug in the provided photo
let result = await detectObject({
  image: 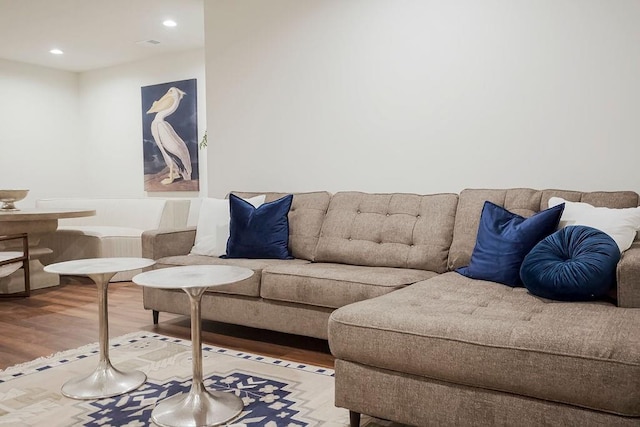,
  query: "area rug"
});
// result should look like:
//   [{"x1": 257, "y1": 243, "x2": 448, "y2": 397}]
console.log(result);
[{"x1": 0, "y1": 332, "x2": 400, "y2": 427}]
